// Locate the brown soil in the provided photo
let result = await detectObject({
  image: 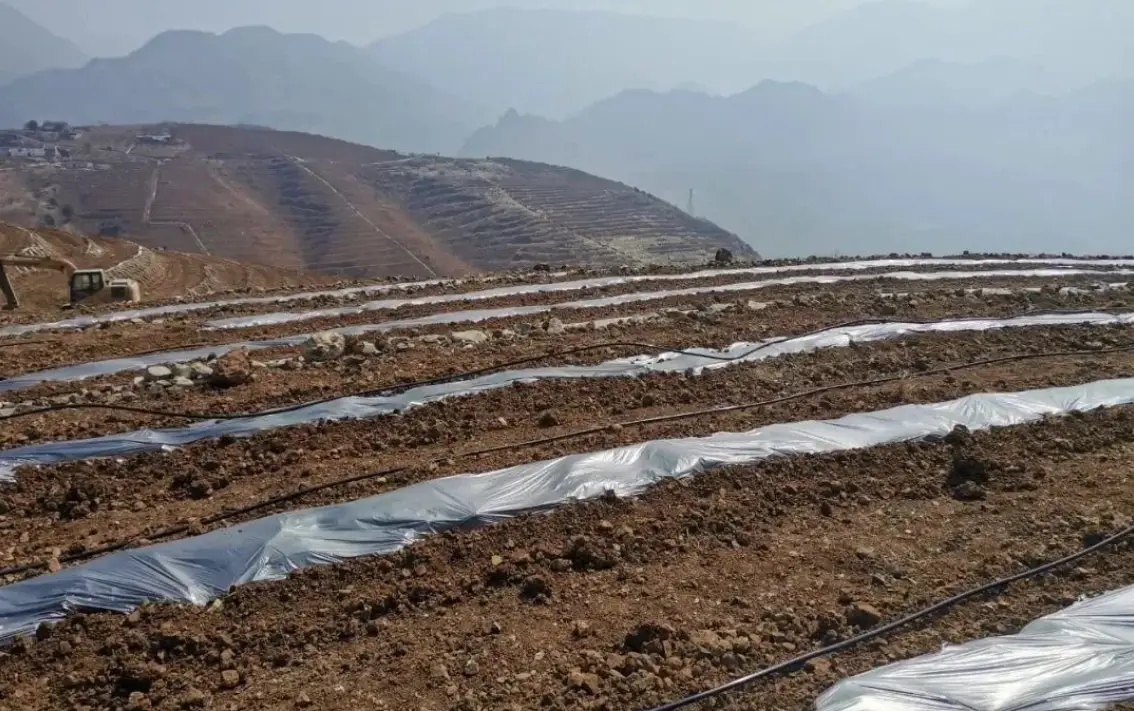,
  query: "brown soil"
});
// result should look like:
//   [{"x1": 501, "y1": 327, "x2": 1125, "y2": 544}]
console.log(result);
[
  {"x1": 103, "y1": 261, "x2": 1134, "y2": 327},
  {"x1": 2, "y1": 323, "x2": 1130, "y2": 579},
  {"x1": 2, "y1": 262, "x2": 1134, "y2": 711},
  {"x1": 0, "y1": 223, "x2": 334, "y2": 322},
  {"x1": 2, "y1": 398, "x2": 1133, "y2": 711},
  {"x1": 2, "y1": 270, "x2": 1129, "y2": 377},
  {"x1": 2, "y1": 284, "x2": 1132, "y2": 441},
  {"x1": 0, "y1": 123, "x2": 757, "y2": 280}
]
